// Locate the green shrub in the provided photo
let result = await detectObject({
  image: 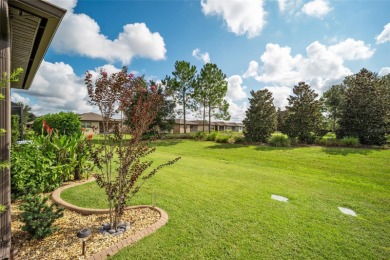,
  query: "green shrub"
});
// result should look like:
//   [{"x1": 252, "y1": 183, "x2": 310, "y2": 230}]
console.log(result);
[
  {"x1": 305, "y1": 132, "x2": 318, "y2": 145},
  {"x1": 316, "y1": 137, "x2": 340, "y2": 147},
  {"x1": 323, "y1": 132, "x2": 337, "y2": 139},
  {"x1": 215, "y1": 134, "x2": 229, "y2": 143},
  {"x1": 32, "y1": 112, "x2": 82, "y2": 136},
  {"x1": 234, "y1": 135, "x2": 246, "y2": 143},
  {"x1": 11, "y1": 115, "x2": 20, "y2": 144},
  {"x1": 194, "y1": 131, "x2": 207, "y2": 140},
  {"x1": 340, "y1": 137, "x2": 360, "y2": 147},
  {"x1": 289, "y1": 137, "x2": 299, "y2": 146},
  {"x1": 206, "y1": 131, "x2": 218, "y2": 141},
  {"x1": 19, "y1": 195, "x2": 64, "y2": 239},
  {"x1": 11, "y1": 142, "x2": 64, "y2": 196},
  {"x1": 11, "y1": 130, "x2": 93, "y2": 197},
  {"x1": 268, "y1": 134, "x2": 290, "y2": 147}
]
